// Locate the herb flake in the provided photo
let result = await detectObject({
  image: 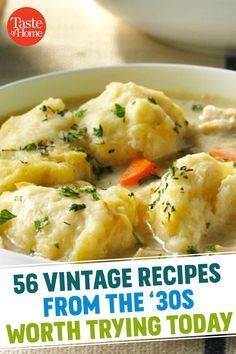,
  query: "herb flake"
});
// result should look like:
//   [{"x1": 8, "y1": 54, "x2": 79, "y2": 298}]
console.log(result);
[
  {"x1": 69, "y1": 203, "x2": 86, "y2": 212},
  {"x1": 192, "y1": 103, "x2": 204, "y2": 112},
  {"x1": 0, "y1": 209, "x2": 16, "y2": 225},
  {"x1": 148, "y1": 97, "x2": 157, "y2": 105},
  {"x1": 113, "y1": 103, "x2": 126, "y2": 121},
  {"x1": 59, "y1": 187, "x2": 80, "y2": 198},
  {"x1": 186, "y1": 245, "x2": 199, "y2": 254},
  {"x1": 74, "y1": 109, "x2": 87, "y2": 118},
  {"x1": 34, "y1": 217, "x2": 49, "y2": 233}
]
